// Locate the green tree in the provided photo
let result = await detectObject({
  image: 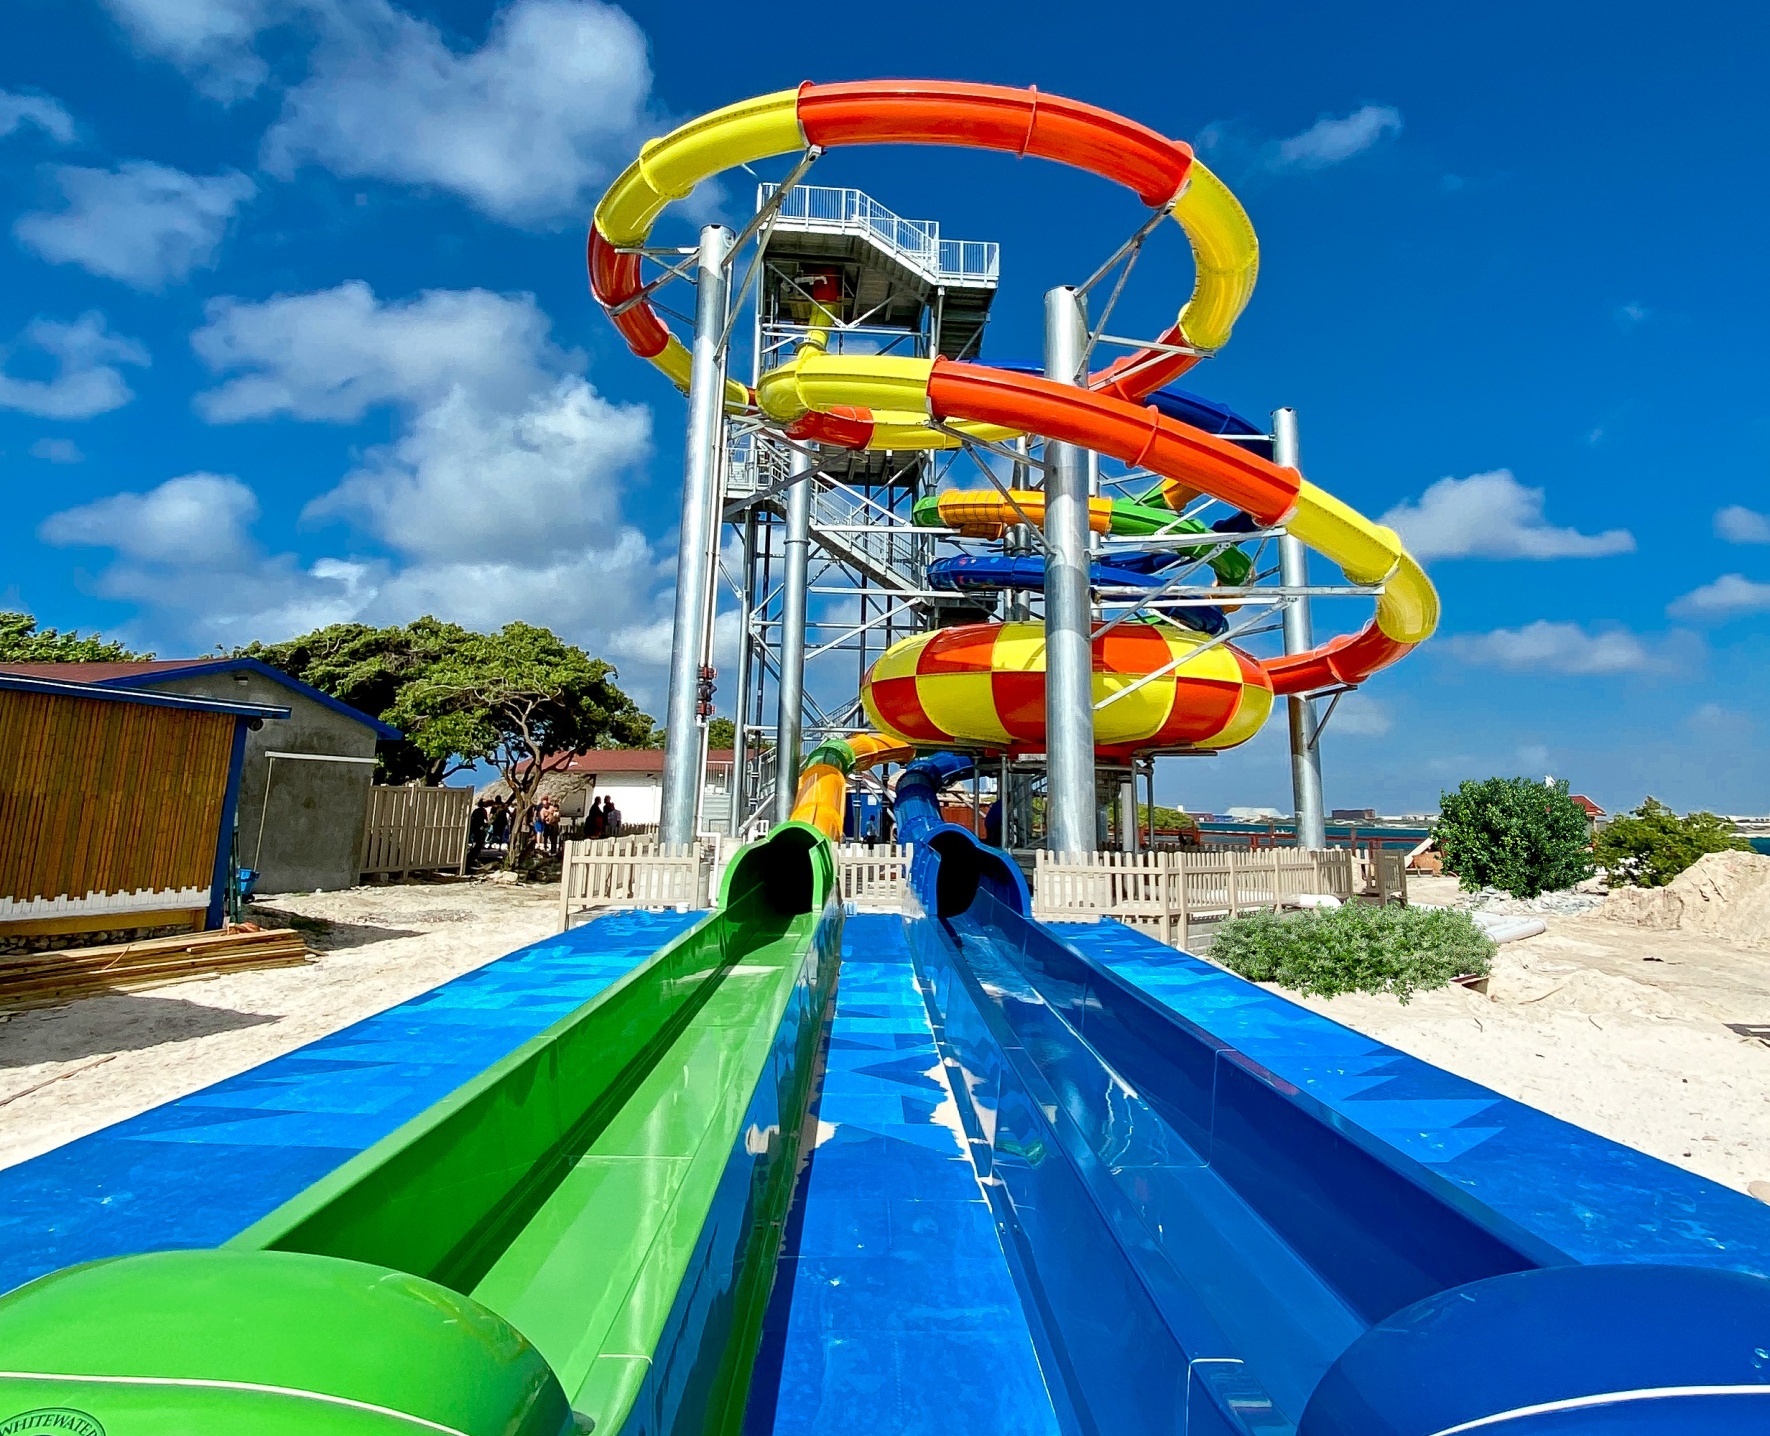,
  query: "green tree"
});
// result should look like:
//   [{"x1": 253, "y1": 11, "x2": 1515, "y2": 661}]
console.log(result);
[
  {"x1": 0, "y1": 611, "x2": 151, "y2": 662},
  {"x1": 1595, "y1": 797, "x2": 1750, "y2": 887},
  {"x1": 386, "y1": 622, "x2": 654, "y2": 868},
  {"x1": 705, "y1": 716, "x2": 736, "y2": 750},
  {"x1": 1436, "y1": 776, "x2": 1596, "y2": 898},
  {"x1": 241, "y1": 618, "x2": 472, "y2": 784}
]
